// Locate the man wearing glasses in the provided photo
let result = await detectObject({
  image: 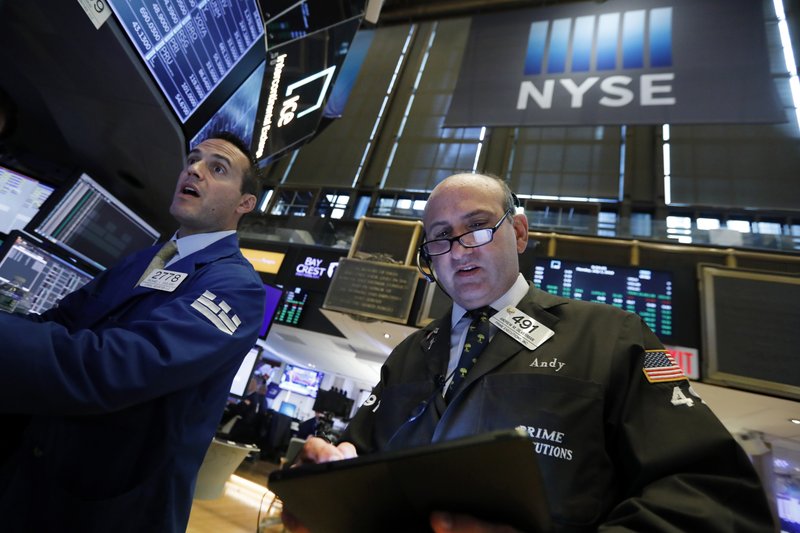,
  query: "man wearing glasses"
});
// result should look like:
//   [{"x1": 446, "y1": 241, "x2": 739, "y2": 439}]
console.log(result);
[{"x1": 285, "y1": 173, "x2": 774, "y2": 532}]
